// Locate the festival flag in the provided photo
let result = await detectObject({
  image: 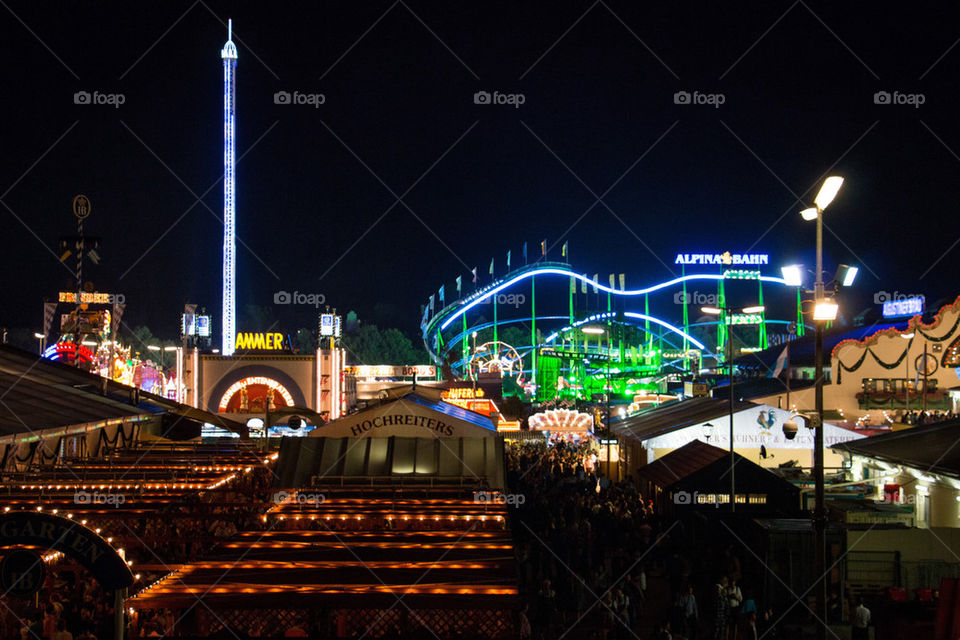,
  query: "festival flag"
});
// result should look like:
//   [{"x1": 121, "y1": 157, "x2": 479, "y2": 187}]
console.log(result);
[
  {"x1": 420, "y1": 304, "x2": 429, "y2": 328},
  {"x1": 540, "y1": 239, "x2": 547, "y2": 257},
  {"x1": 619, "y1": 274, "x2": 625, "y2": 291},
  {"x1": 591, "y1": 274, "x2": 599, "y2": 294},
  {"x1": 42, "y1": 302, "x2": 57, "y2": 340},
  {"x1": 471, "y1": 267, "x2": 478, "y2": 284},
  {"x1": 506, "y1": 250, "x2": 511, "y2": 268},
  {"x1": 770, "y1": 345, "x2": 789, "y2": 379},
  {"x1": 455, "y1": 276, "x2": 462, "y2": 294},
  {"x1": 438, "y1": 285, "x2": 445, "y2": 305},
  {"x1": 489, "y1": 258, "x2": 494, "y2": 276},
  {"x1": 522, "y1": 242, "x2": 528, "y2": 263},
  {"x1": 562, "y1": 241, "x2": 568, "y2": 258},
  {"x1": 112, "y1": 303, "x2": 125, "y2": 337},
  {"x1": 429, "y1": 294, "x2": 435, "y2": 311},
  {"x1": 570, "y1": 277, "x2": 576, "y2": 294},
  {"x1": 609, "y1": 274, "x2": 616, "y2": 289},
  {"x1": 581, "y1": 274, "x2": 587, "y2": 294}
]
